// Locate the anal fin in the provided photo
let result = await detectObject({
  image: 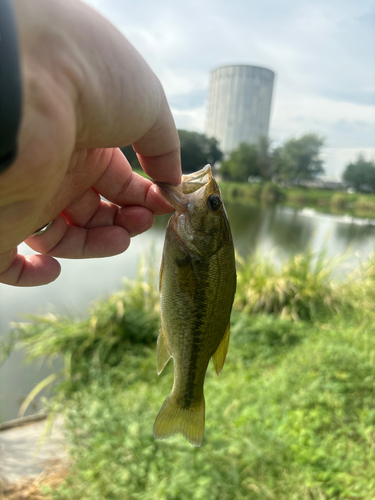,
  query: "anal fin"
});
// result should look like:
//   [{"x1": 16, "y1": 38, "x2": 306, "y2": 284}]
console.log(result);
[
  {"x1": 212, "y1": 322, "x2": 230, "y2": 375},
  {"x1": 156, "y1": 327, "x2": 172, "y2": 374}
]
